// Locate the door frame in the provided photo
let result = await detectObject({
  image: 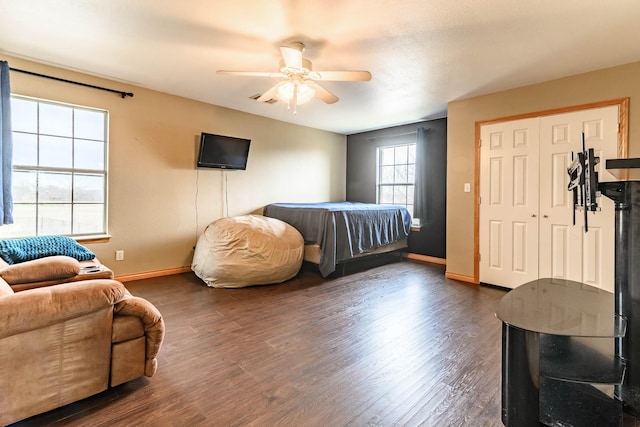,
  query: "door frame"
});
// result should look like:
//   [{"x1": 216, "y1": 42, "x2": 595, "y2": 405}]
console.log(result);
[{"x1": 473, "y1": 97, "x2": 629, "y2": 284}]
